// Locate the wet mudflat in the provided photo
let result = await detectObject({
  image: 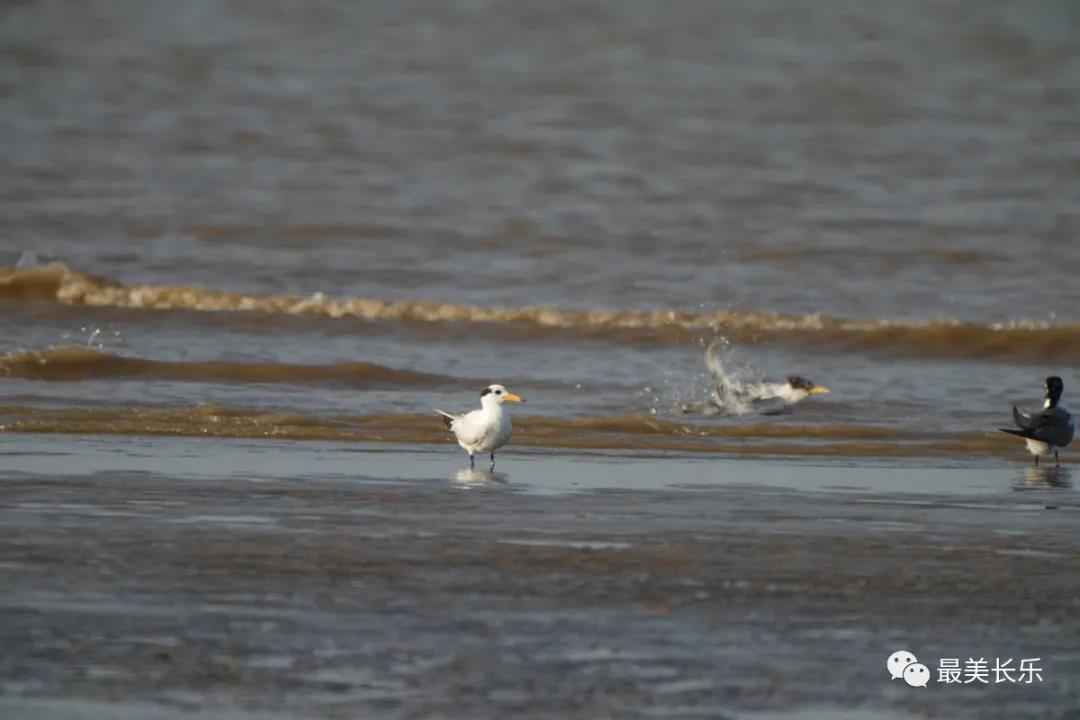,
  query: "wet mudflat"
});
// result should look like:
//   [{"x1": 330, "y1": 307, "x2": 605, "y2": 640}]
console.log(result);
[{"x1": 2, "y1": 441, "x2": 1079, "y2": 719}]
